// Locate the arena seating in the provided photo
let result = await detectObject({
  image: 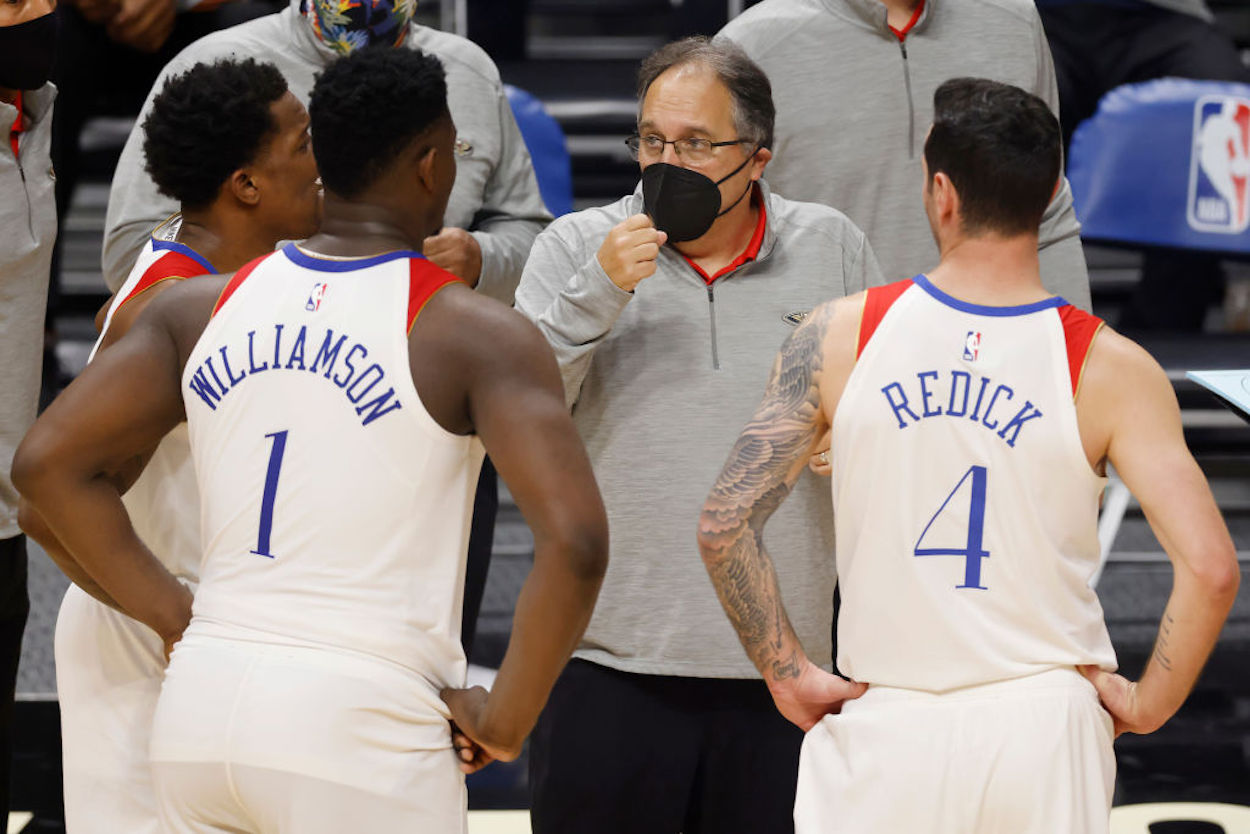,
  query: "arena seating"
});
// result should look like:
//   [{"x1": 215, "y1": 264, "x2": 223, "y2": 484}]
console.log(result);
[{"x1": 504, "y1": 85, "x2": 574, "y2": 217}]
